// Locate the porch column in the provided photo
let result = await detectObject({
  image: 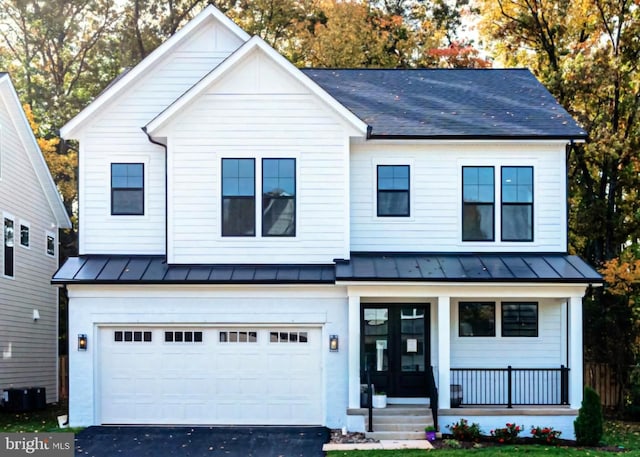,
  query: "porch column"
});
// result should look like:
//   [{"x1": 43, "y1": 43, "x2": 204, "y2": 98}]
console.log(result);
[
  {"x1": 348, "y1": 294, "x2": 361, "y2": 408},
  {"x1": 568, "y1": 296, "x2": 584, "y2": 408},
  {"x1": 437, "y1": 295, "x2": 451, "y2": 410}
]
